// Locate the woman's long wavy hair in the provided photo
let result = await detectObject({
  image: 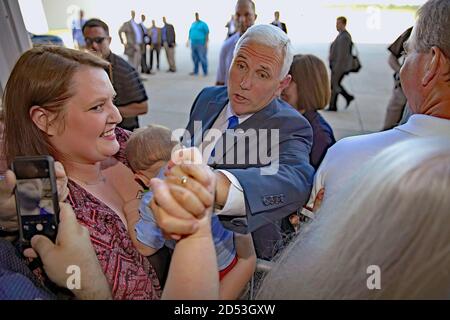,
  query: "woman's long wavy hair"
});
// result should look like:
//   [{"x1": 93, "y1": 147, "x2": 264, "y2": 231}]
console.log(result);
[{"x1": 2, "y1": 46, "x2": 110, "y2": 166}]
